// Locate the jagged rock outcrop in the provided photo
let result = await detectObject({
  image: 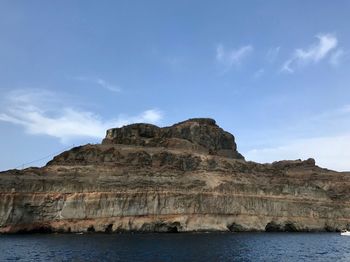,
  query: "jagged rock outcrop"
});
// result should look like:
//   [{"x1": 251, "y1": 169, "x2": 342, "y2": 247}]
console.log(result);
[
  {"x1": 1, "y1": 118, "x2": 350, "y2": 233},
  {"x1": 102, "y1": 118, "x2": 244, "y2": 159}
]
